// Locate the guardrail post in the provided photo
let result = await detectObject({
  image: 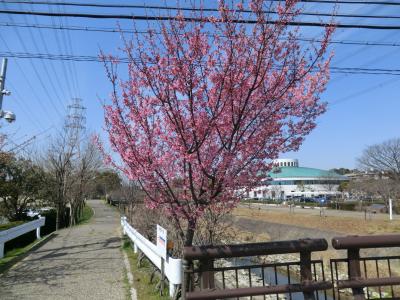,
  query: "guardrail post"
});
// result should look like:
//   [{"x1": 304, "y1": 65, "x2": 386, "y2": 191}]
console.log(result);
[
  {"x1": 160, "y1": 257, "x2": 165, "y2": 295},
  {"x1": 36, "y1": 216, "x2": 42, "y2": 239},
  {"x1": 300, "y1": 250, "x2": 315, "y2": 300},
  {"x1": 0, "y1": 242, "x2": 4, "y2": 259},
  {"x1": 348, "y1": 248, "x2": 365, "y2": 300},
  {"x1": 122, "y1": 216, "x2": 127, "y2": 235},
  {"x1": 36, "y1": 226, "x2": 41, "y2": 239}
]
